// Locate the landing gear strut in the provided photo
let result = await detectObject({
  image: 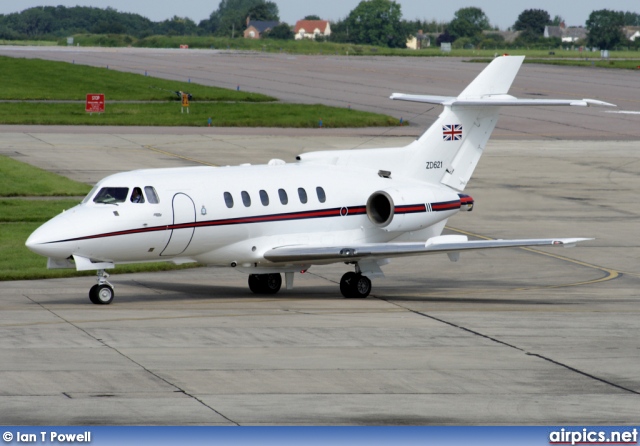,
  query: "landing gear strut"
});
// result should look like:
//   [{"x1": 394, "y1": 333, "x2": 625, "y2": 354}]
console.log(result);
[
  {"x1": 340, "y1": 272, "x2": 371, "y2": 298},
  {"x1": 248, "y1": 273, "x2": 282, "y2": 294},
  {"x1": 89, "y1": 269, "x2": 114, "y2": 305}
]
